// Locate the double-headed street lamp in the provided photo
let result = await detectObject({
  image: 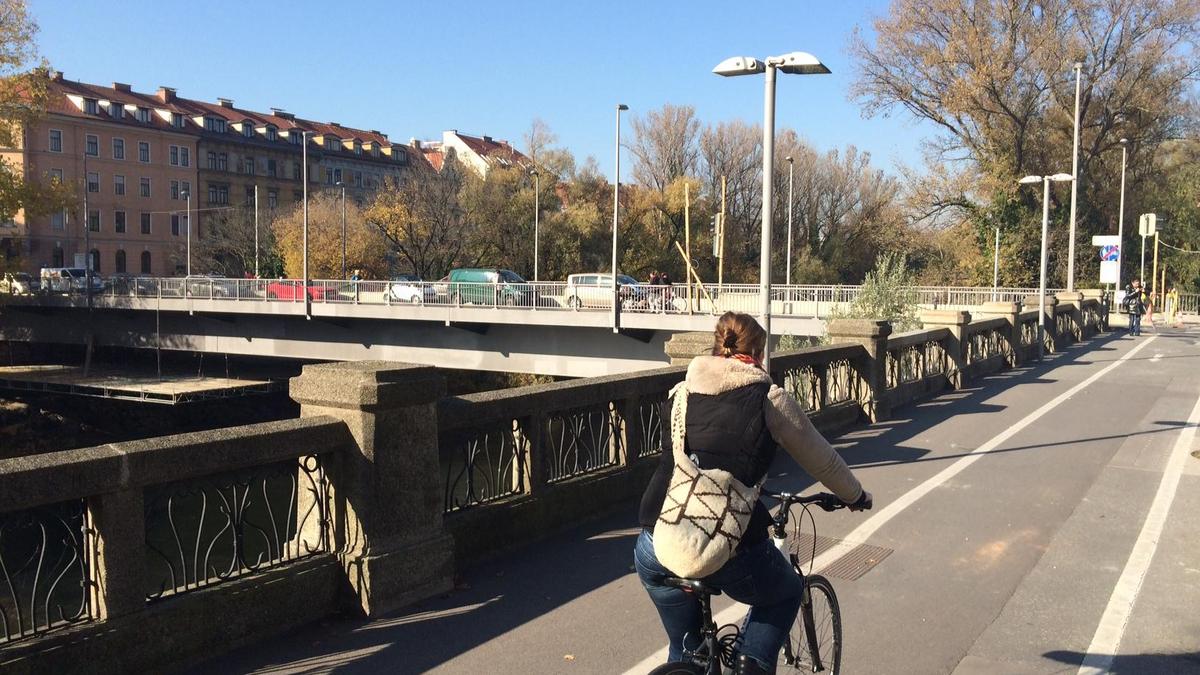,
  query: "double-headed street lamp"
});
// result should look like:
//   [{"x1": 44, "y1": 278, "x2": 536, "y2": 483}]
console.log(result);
[
  {"x1": 530, "y1": 168, "x2": 540, "y2": 282},
  {"x1": 1018, "y1": 172, "x2": 1074, "y2": 360},
  {"x1": 714, "y1": 52, "x2": 830, "y2": 369}
]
